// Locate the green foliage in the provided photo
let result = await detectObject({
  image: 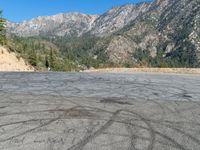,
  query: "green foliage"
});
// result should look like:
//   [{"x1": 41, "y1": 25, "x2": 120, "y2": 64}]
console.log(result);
[
  {"x1": 28, "y1": 49, "x2": 37, "y2": 66},
  {"x1": 49, "y1": 48, "x2": 56, "y2": 69},
  {"x1": 132, "y1": 43, "x2": 199, "y2": 68},
  {"x1": 0, "y1": 11, "x2": 6, "y2": 45},
  {"x1": 45, "y1": 55, "x2": 49, "y2": 68},
  {"x1": 166, "y1": 41, "x2": 199, "y2": 68},
  {"x1": 46, "y1": 35, "x2": 106, "y2": 69},
  {"x1": 8, "y1": 35, "x2": 80, "y2": 71},
  {"x1": 133, "y1": 48, "x2": 151, "y2": 66}
]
